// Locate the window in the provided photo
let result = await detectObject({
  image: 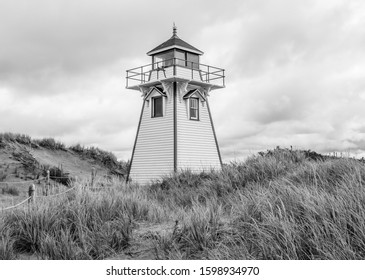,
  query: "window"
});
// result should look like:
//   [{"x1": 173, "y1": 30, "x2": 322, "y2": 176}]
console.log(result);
[
  {"x1": 175, "y1": 50, "x2": 185, "y2": 66},
  {"x1": 189, "y1": 98, "x2": 199, "y2": 120},
  {"x1": 152, "y1": 96, "x2": 163, "y2": 117},
  {"x1": 187, "y1": 53, "x2": 199, "y2": 69},
  {"x1": 153, "y1": 51, "x2": 174, "y2": 69}
]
